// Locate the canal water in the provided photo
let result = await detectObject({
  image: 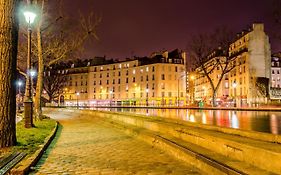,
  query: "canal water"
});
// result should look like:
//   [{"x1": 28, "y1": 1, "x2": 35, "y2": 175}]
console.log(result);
[{"x1": 92, "y1": 108, "x2": 281, "y2": 135}]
